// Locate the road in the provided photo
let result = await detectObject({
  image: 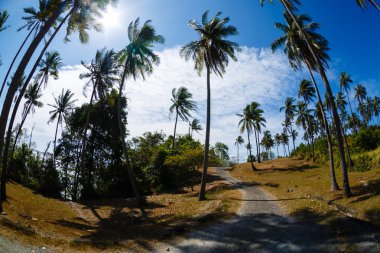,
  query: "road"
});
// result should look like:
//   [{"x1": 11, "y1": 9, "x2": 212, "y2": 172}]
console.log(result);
[{"x1": 155, "y1": 167, "x2": 380, "y2": 253}]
